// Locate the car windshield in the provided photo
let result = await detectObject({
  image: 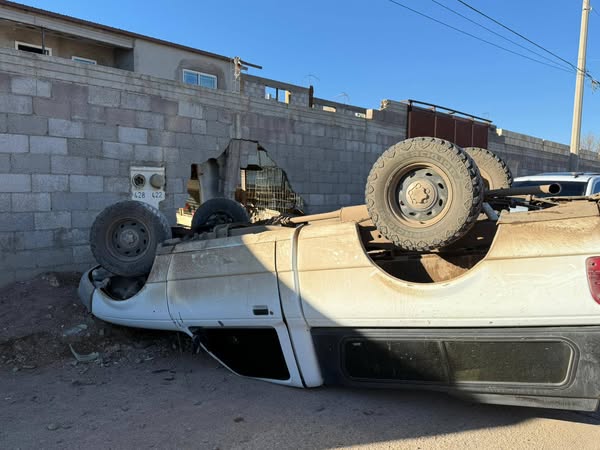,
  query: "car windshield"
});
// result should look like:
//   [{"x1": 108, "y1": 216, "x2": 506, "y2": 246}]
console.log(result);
[{"x1": 512, "y1": 180, "x2": 587, "y2": 197}]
